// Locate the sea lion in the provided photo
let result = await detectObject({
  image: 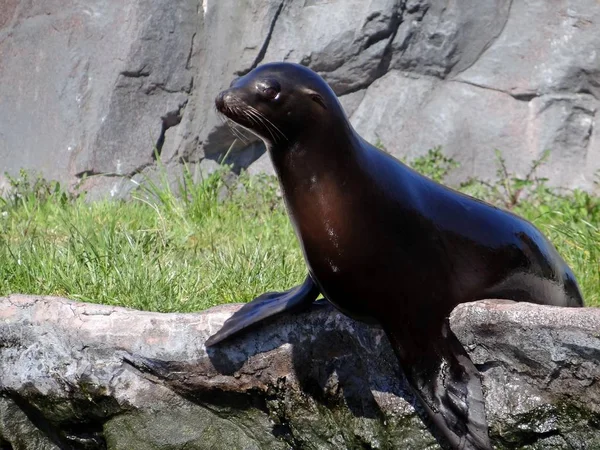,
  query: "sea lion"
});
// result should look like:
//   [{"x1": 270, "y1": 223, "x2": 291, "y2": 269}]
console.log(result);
[{"x1": 206, "y1": 62, "x2": 584, "y2": 450}]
